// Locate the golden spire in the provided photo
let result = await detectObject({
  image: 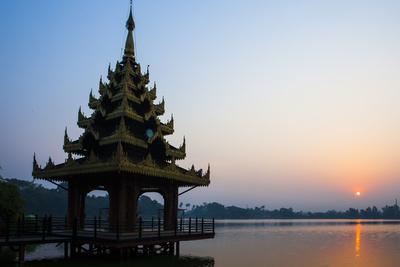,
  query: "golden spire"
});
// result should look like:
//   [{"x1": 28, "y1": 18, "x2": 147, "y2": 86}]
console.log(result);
[{"x1": 124, "y1": 0, "x2": 136, "y2": 59}]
